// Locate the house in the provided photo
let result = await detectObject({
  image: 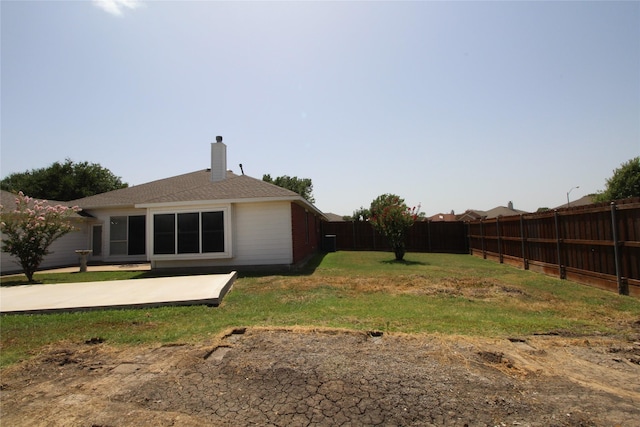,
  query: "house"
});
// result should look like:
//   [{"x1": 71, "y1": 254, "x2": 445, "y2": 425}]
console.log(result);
[
  {"x1": 2, "y1": 139, "x2": 326, "y2": 274},
  {"x1": 554, "y1": 195, "x2": 596, "y2": 209},
  {"x1": 1, "y1": 190, "x2": 91, "y2": 274},
  {"x1": 427, "y1": 211, "x2": 457, "y2": 222},
  {"x1": 457, "y1": 201, "x2": 528, "y2": 221},
  {"x1": 323, "y1": 212, "x2": 346, "y2": 222},
  {"x1": 456, "y1": 209, "x2": 486, "y2": 222}
]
